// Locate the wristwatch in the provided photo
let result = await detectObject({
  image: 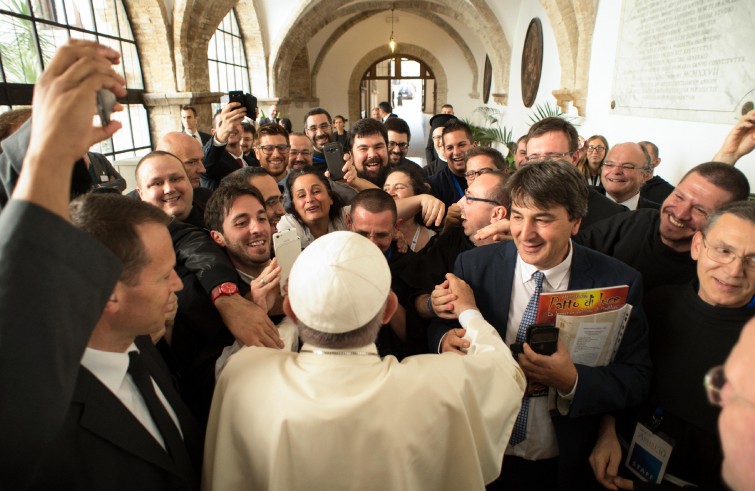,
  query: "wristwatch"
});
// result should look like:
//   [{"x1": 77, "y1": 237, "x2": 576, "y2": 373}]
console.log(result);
[{"x1": 210, "y1": 282, "x2": 239, "y2": 303}]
